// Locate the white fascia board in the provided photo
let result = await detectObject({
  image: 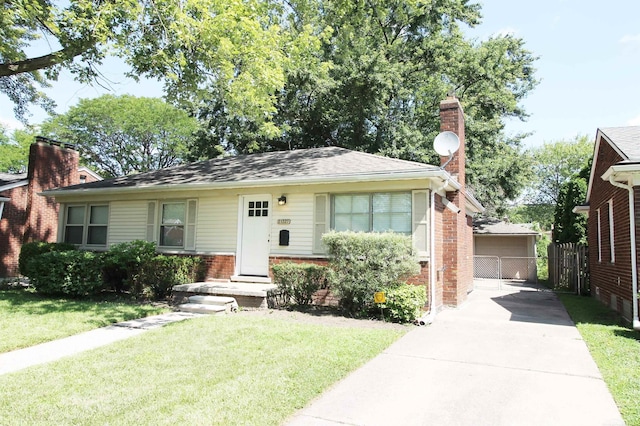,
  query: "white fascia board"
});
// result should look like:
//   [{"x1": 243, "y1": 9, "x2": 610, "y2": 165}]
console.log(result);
[
  {"x1": 42, "y1": 168, "x2": 460, "y2": 199},
  {"x1": 0, "y1": 180, "x2": 28, "y2": 192},
  {"x1": 601, "y1": 163, "x2": 640, "y2": 184},
  {"x1": 0, "y1": 197, "x2": 10, "y2": 202},
  {"x1": 573, "y1": 204, "x2": 589, "y2": 216}
]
